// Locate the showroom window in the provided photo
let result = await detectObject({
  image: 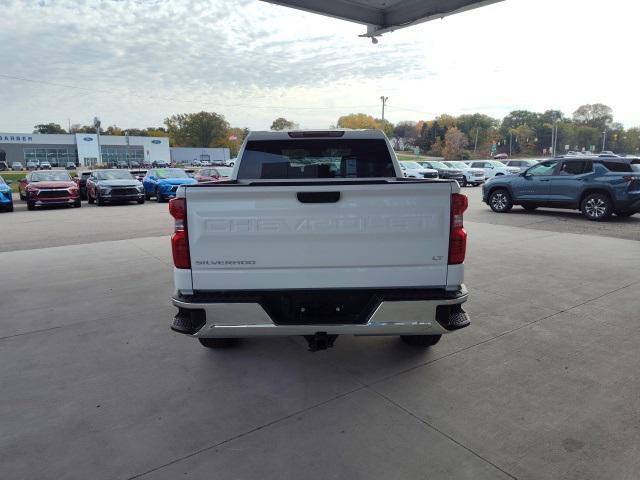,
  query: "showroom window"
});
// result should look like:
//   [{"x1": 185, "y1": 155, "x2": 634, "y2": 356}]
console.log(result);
[
  {"x1": 23, "y1": 147, "x2": 77, "y2": 166},
  {"x1": 100, "y1": 145, "x2": 144, "y2": 166}
]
